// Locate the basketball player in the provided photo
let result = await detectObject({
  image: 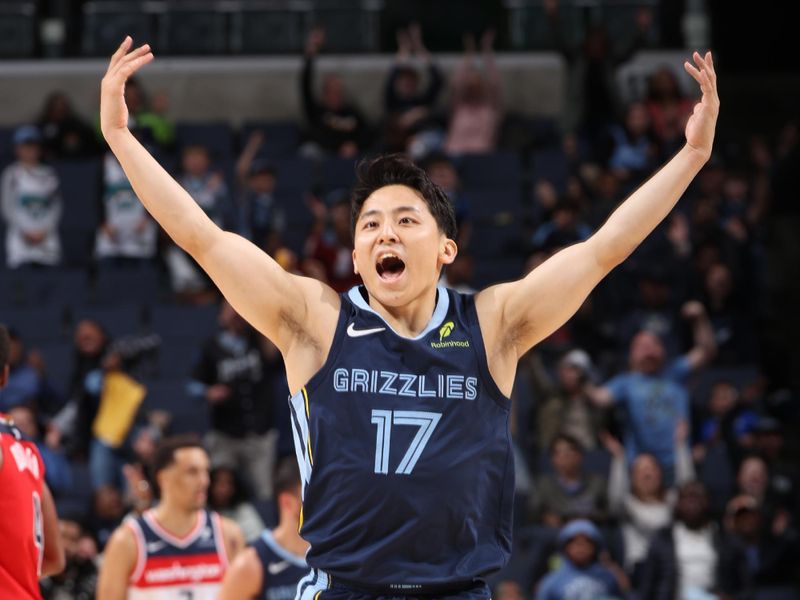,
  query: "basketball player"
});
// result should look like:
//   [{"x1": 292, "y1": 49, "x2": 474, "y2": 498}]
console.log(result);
[
  {"x1": 100, "y1": 38, "x2": 719, "y2": 599},
  {"x1": 96, "y1": 436, "x2": 244, "y2": 599},
  {"x1": 218, "y1": 458, "x2": 309, "y2": 600},
  {"x1": 0, "y1": 324, "x2": 65, "y2": 599}
]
